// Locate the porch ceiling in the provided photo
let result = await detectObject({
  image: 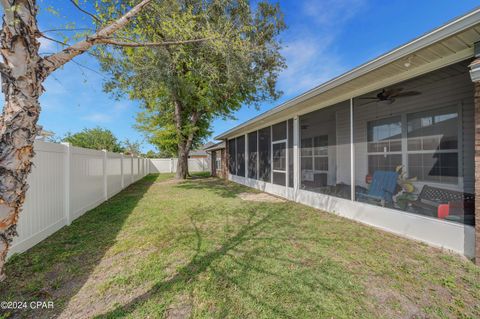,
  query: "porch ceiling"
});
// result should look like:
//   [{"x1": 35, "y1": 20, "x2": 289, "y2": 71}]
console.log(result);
[{"x1": 216, "y1": 8, "x2": 480, "y2": 140}]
